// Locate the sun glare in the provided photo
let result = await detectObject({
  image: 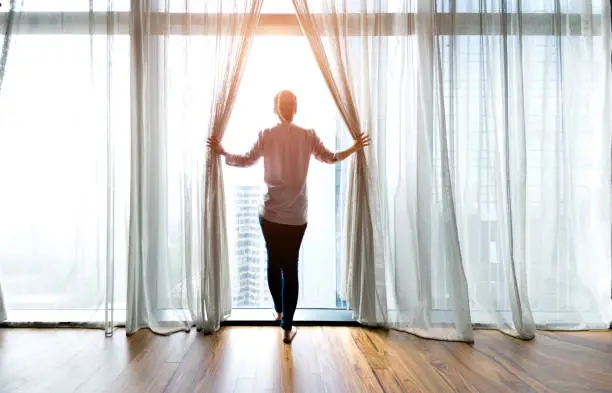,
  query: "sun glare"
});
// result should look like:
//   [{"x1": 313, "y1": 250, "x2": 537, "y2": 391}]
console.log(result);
[{"x1": 224, "y1": 37, "x2": 337, "y2": 153}]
